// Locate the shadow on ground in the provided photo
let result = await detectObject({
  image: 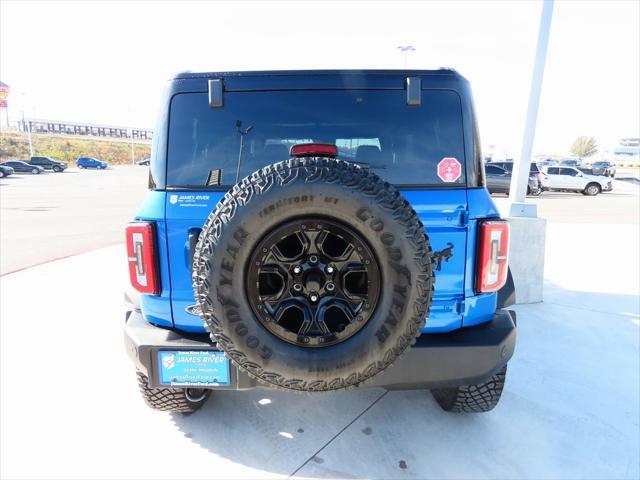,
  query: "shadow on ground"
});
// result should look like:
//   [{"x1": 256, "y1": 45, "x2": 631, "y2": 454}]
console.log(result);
[{"x1": 169, "y1": 281, "x2": 639, "y2": 479}]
